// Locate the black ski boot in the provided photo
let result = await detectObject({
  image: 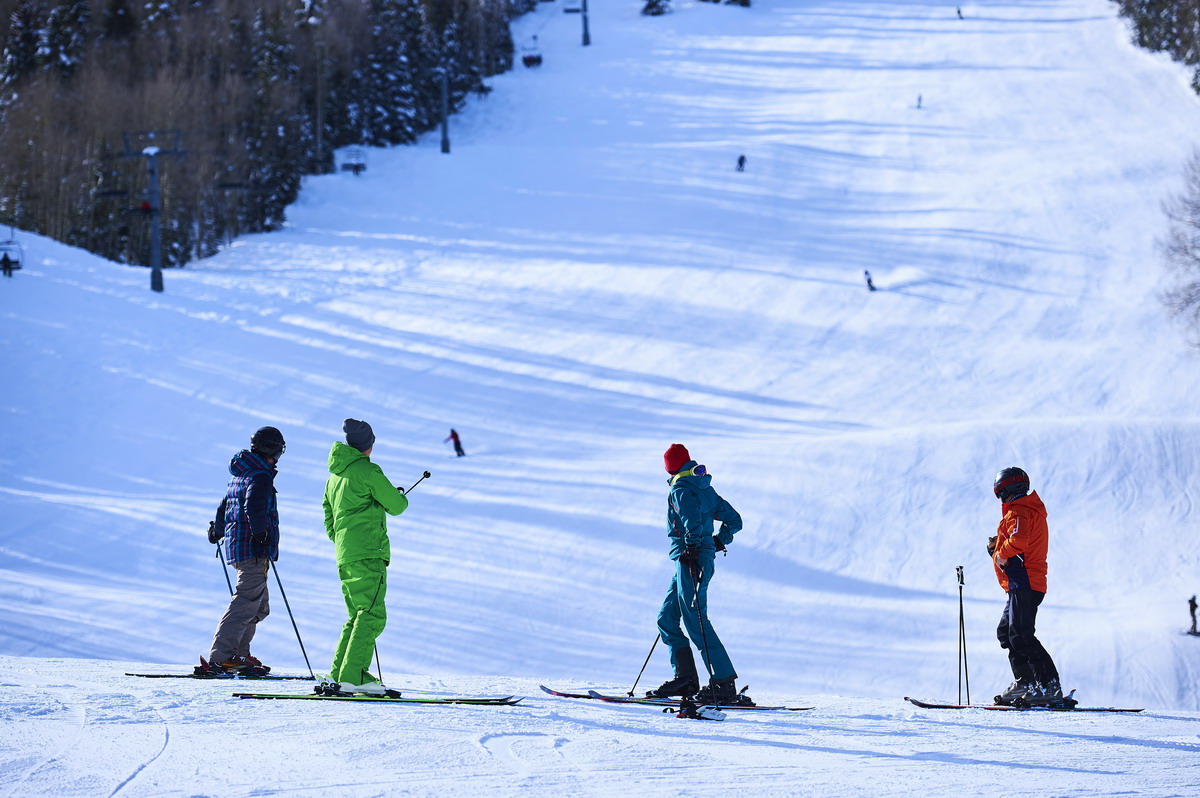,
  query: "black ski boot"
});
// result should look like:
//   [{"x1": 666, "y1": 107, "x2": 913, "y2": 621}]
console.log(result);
[
  {"x1": 994, "y1": 679, "x2": 1035, "y2": 706},
  {"x1": 692, "y1": 676, "x2": 754, "y2": 706},
  {"x1": 647, "y1": 674, "x2": 700, "y2": 698},
  {"x1": 647, "y1": 648, "x2": 700, "y2": 698},
  {"x1": 1022, "y1": 678, "x2": 1065, "y2": 707}
]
